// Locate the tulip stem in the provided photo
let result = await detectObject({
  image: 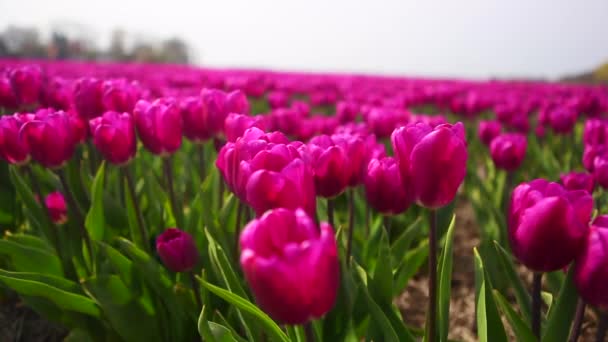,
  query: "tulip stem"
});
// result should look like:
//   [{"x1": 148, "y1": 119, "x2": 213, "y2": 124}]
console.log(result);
[
  {"x1": 303, "y1": 321, "x2": 315, "y2": 342},
  {"x1": 58, "y1": 169, "x2": 94, "y2": 274},
  {"x1": 163, "y1": 156, "x2": 183, "y2": 229},
  {"x1": 427, "y1": 209, "x2": 438, "y2": 342},
  {"x1": 597, "y1": 312, "x2": 608, "y2": 342},
  {"x1": 327, "y1": 199, "x2": 335, "y2": 229},
  {"x1": 189, "y1": 271, "x2": 203, "y2": 309},
  {"x1": 123, "y1": 165, "x2": 150, "y2": 252},
  {"x1": 346, "y1": 189, "x2": 355, "y2": 265},
  {"x1": 218, "y1": 179, "x2": 225, "y2": 210},
  {"x1": 87, "y1": 141, "x2": 99, "y2": 175},
  {"x1": 365, "y1": 202, "x2": 370, "y2": 237},
  {"x1": 568, "y1": 299, "x2": 586, "y2": 342},
  {"x1": 234, "y1": 201, "x2": 243, "y2": 258},
  {"x1": 532, "y1": 272, "x2": 543, "y2": 339},
  {"x1": 197, "y1": 143, "x2": 206, "y2": 182}
]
